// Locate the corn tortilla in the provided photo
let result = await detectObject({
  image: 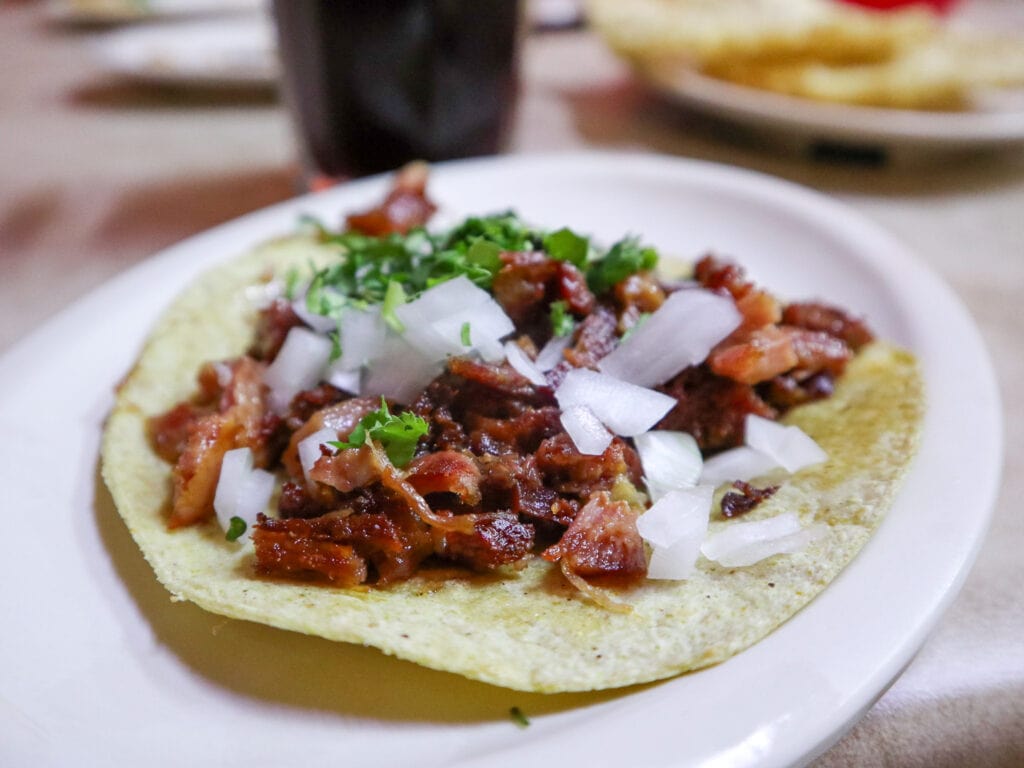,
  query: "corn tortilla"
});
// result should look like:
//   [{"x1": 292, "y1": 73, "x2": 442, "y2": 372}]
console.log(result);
[{"x1": 101, "y1": 236, "x2": 923, "y2": 693}]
